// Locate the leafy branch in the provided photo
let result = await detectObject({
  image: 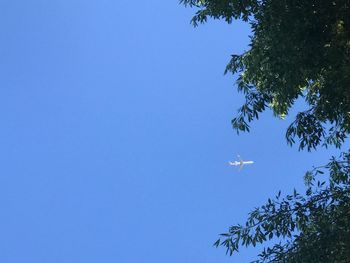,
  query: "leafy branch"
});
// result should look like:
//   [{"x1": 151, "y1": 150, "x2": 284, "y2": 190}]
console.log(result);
[{"x1": 214, "y1": 151, "x2": 350, "y2": 262}]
